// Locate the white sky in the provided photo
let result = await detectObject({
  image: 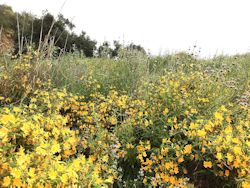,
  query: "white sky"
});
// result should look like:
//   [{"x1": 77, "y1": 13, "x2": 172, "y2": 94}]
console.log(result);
[{"x1": 1, "y1": 0, "x2": 250, "y2": 57}]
